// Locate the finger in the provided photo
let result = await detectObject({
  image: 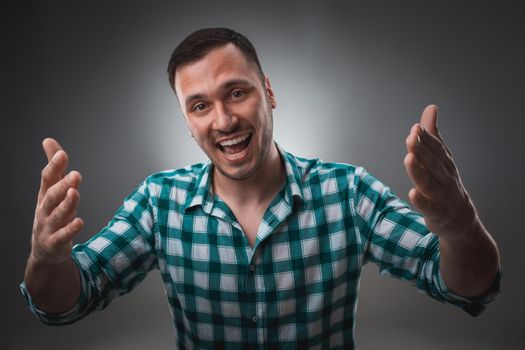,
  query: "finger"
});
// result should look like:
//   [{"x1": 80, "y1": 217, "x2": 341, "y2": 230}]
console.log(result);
[
  {"x1": 408, "y1": 187, "x2": 440, "y2": 217},
  {"x1": 40, "y1": 171, "x2": 82, "y2": 216},
  {"x1": 417, "y1": 125, "x2": 457, "y2": 174},
  {"x1": 405, "y1": 130, "x2": 451, "y2": 185},
  {"x1": 417, "y1": 105, "x2": 452, "y2": 155},
  {"x1": 38, "y1": 150, "x2": 69, "y2": 204},
  {"x1": 42, "y1": 138, "x2": 64, "y2": 162},
  {"x1": 49, "y1": 217, "x2": 84, "y2": 247},
  {"x1": 404, "y1": 152, "x2": 444, "y2": 200},
  {"x1": 409, "y1": 120, "x2": 455, "y2": 175},
  {"x1": 419, "y1": 105, "x2": 441, "y2": 139},
  {"x1": 46, "y1": 187, "x2": 80, "y2": 231}
]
